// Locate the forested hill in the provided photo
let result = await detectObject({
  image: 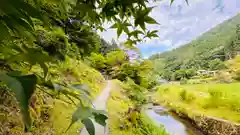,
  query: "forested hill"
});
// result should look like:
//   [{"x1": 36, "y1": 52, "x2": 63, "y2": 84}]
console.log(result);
[{"x1": 150, "y1": 13, "x2": 240, "y2": 73}]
